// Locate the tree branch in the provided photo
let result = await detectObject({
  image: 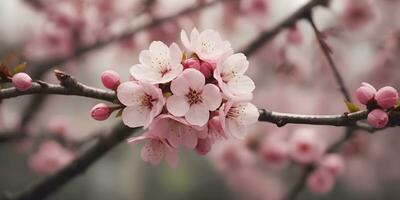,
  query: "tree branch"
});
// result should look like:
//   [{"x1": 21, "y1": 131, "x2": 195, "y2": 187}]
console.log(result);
[
  {"x1": 1, "y1": 123, "x2": 140, "y2": 200},
  {"x1": 241, "y1": 0, "x2": 327, "y2": 56}
]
